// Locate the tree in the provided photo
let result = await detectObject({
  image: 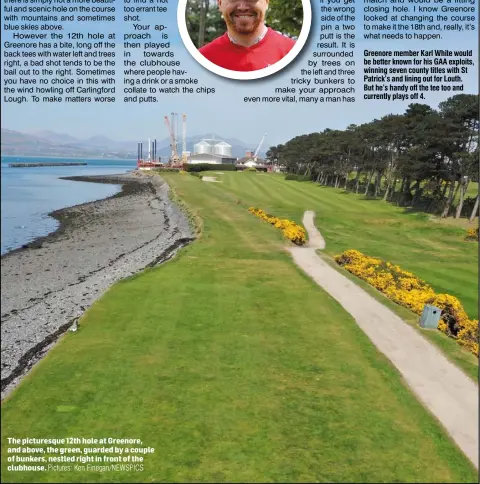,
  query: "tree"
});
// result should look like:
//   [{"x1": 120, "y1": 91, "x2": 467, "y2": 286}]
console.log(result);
[
  {"x1": 439, "y1": 95, "x2": 479, "y2": 218},
  {"x1": 186, "y1": 0, "x2": 223, "y2": 48},
  {"x1": 267, "y1": 94, "x2": 479, "y2": 221},
  {"x1": 198, "y1": 0, "x2": 209, "y2": 48},
  {"x1": 397, "y1": 104, "x2": 445, "y2": 207},
  {"x1": 376, "y1": 114, "x2": 406, "y2": 201},
  {"x1": 267, "y1": 0, "x2": 303, "y2": 38},
  {"x1": 470, "y1": 196, "x2": 479, "y2": 222}
]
